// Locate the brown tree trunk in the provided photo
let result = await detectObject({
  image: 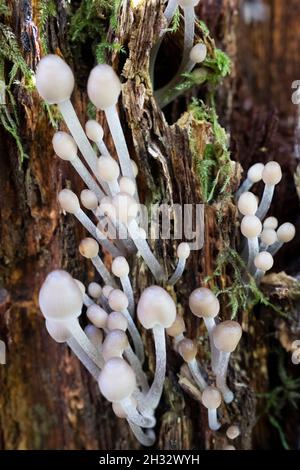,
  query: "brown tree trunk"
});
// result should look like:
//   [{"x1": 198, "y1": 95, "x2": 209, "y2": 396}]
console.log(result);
[{"x1": 0, "y1": 0, "x2": 299, "y2": 450}]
